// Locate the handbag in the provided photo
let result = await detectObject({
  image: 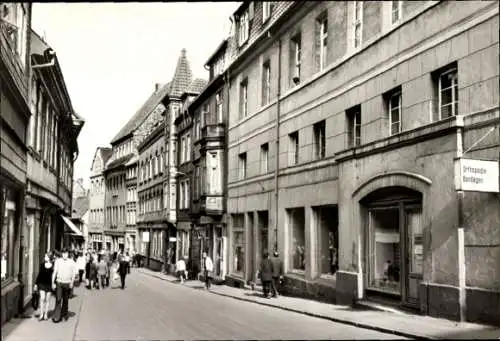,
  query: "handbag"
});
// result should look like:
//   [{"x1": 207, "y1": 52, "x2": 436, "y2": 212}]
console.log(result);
[{"x1": 31, "y1": 290, "x2": 39, "y2": 311}]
